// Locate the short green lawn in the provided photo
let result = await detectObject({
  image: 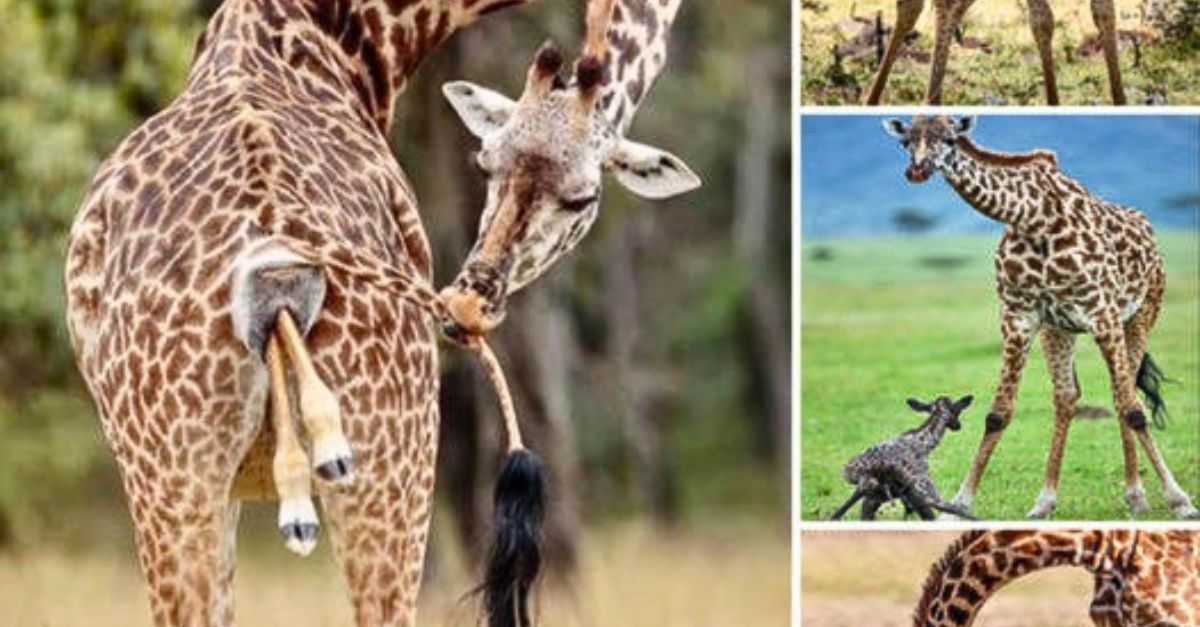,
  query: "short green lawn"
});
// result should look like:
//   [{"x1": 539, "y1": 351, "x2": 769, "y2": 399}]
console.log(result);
[{"x1": 800, "y1": 230, "x2": 1200, "y2": 521}]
